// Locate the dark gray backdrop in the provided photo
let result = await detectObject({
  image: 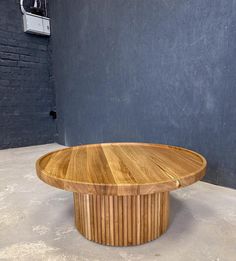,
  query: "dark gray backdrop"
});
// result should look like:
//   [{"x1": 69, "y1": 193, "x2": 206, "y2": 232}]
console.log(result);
[
  {"x1": 0, "y1": 0, "x2": 55, "y2": 148},
  {"x1": 50, "y1": 0, "x2": 236, "y2": 188}
]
